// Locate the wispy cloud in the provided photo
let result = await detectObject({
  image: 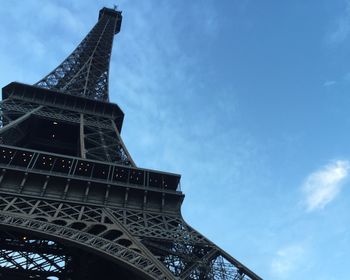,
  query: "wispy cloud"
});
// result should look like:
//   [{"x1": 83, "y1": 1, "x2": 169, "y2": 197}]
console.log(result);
[
  {"x1": 271, "y1": 244, "x2": 305, "y2": 278},
  {"x1": 323, "y1": 80, "x2": 337, "y2": 87},
  {"x1": 343, "y1": 72, "x2": 350, "y2": 81},
  {"x1": 109, "y1": 3, "x2": 268, "y2": 254},
  {"x1": 327, "y1": 0, "x2": 350, "y2": 45},
  {"x1": 301, "y1": 160, "x2": 350, "y2": 211},
  {"x1": 323, "y1": 72, "x2": 350, "y2": 86}
]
